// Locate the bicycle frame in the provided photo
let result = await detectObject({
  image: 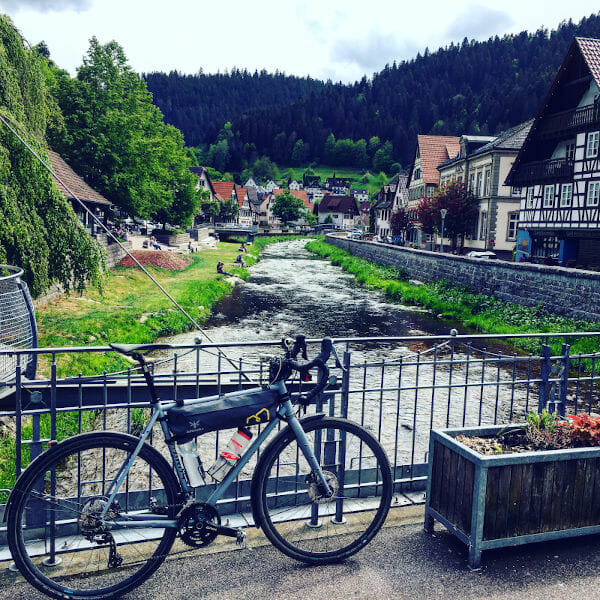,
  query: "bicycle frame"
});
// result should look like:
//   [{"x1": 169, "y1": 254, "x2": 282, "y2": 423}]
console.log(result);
[{"x1": 99, "y1": 388, "x2": 332, "y2": 531}]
